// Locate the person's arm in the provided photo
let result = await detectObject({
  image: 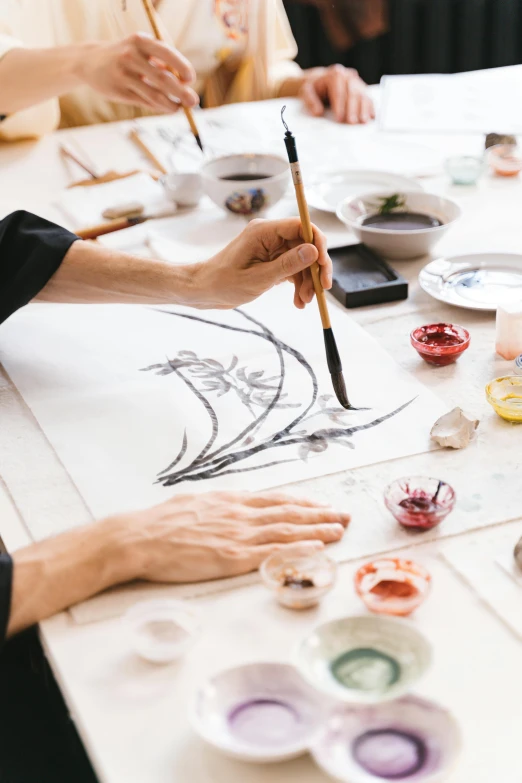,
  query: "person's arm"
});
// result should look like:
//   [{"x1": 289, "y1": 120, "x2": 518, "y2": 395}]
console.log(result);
[
  {"x1": 0, "y1": 34, "x2": 198, "y2": 119},
  {"x1": 36, "y1": 216, "x2": 332, "y2": 310},
  {"x1": 7, "y1": 492, "x2": 349, "y2": 638}
]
